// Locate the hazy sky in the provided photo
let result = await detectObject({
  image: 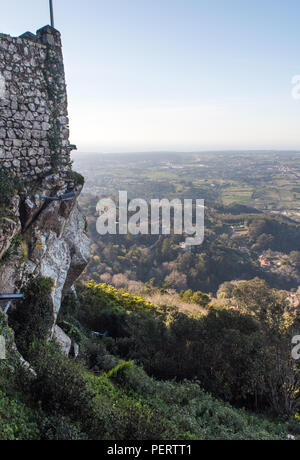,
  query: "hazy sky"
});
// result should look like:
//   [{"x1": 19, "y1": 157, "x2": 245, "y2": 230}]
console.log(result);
[{"x1": 2, "y1": 0, "x2": 300, "y2": 152}]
